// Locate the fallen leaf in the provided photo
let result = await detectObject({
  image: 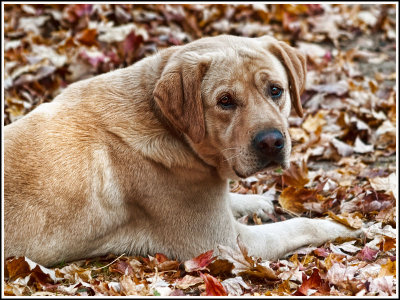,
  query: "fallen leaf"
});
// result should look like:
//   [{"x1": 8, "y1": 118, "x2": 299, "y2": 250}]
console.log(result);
[
  {"x1": 6, "y1": 256, "x2": 60, "y2": 283},
  {"x1": 335, "y1": 240, "x2": 361, "y2": 254},
  {"x1": 199, "y1": 272, "x2": 227, "y2": 296},
  {"x1": 329, "y1": 243, "x2": 350, "y2": 257},
  {"x1": 278, "y1": 266, "x2": 303, "y2": 282},
  {"x1": 57, "y1": 261, "x2": 92, "y2": 280},
  {"x1": 169, "y1": 289, "x2": 186, "y2": 296},
  {"x1": 109, "y1": 260, "x2": 134, "y2": 276},
  {"x1": 378, "y1": 260, "x2": 396, "y2": 277},
  {"x1": 97, "y1": 24, "x2": 140, "y2": 43},
  {"x1": 157, "y1": 260, "x2": 180, "y2": 272},
  {"x1": 378, "y1": 236, "x2": 396, "y2": 251},
  {"x1": 279, "y1": 186, "x2": 324, "y2": 214},
  {"x1": 368, "y1": 276, "x2": 394, "y2": 296},
  {"x1": 293, "y1": 268, "x2": 330, "y2": 295},
  {"x1": 155, "y1": 253, "x2": 169, "y2": 263},
  {"x1": 218, "y1": 238, "x2": 278, "y2": 280},
  {"x1": 221, "y1": 276, "x2": 250, "y2": 296},
  {"x1": 148, "y1": 274, "x2": 172, "y2": 296},
  {"x1": 353, "y1": 136, "x2": 374, "y2": 153},
  {"x1": 282, "y1": 159, "x2": 309, "y2": 187},
  {"x1": 326, "y1": 263, "x2": 358, "y2": 285},
  {"x1": 208, "y1": 259, "x2": 234, "y2": 276},
  {"x1": 327, "y1": 211, "x2": 363, "y2": 229},
  {"x1": 324, "y1": 253, "x2": 346, "y2": 271},
  {"x1": 302, "y1": 110, "x2": 327, "y2": 133},
  {"x1": 364, "y1": 222, "x2": 396, "y2": 239},
  {"x1": 310, "y1": 80, "x2": 349, "y2": 96},
  {"x1": 369, "y1": 173, "x2": 397, "y2": 198},
  {"x1": 357, "y1": 246, "x2": 379, "y2": 261},
  {"x1": 313, "y1": 247, "x2": 331, "y2": 258},
  {"x1": 184, "y1": 250, "x2": 216, "y2": 272},
  {"x1": 175, "y1": 275, "x2": 203, "y2": 290},
  {"x1": 76, "y1": 28, "x2": 98, "y2": 46},
  {"x1": 331, "y1": 138, "x2": 354, "y2": 157},
  {"x1": 120, "y1": 275, "x2": 146, "y2": 296}
]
